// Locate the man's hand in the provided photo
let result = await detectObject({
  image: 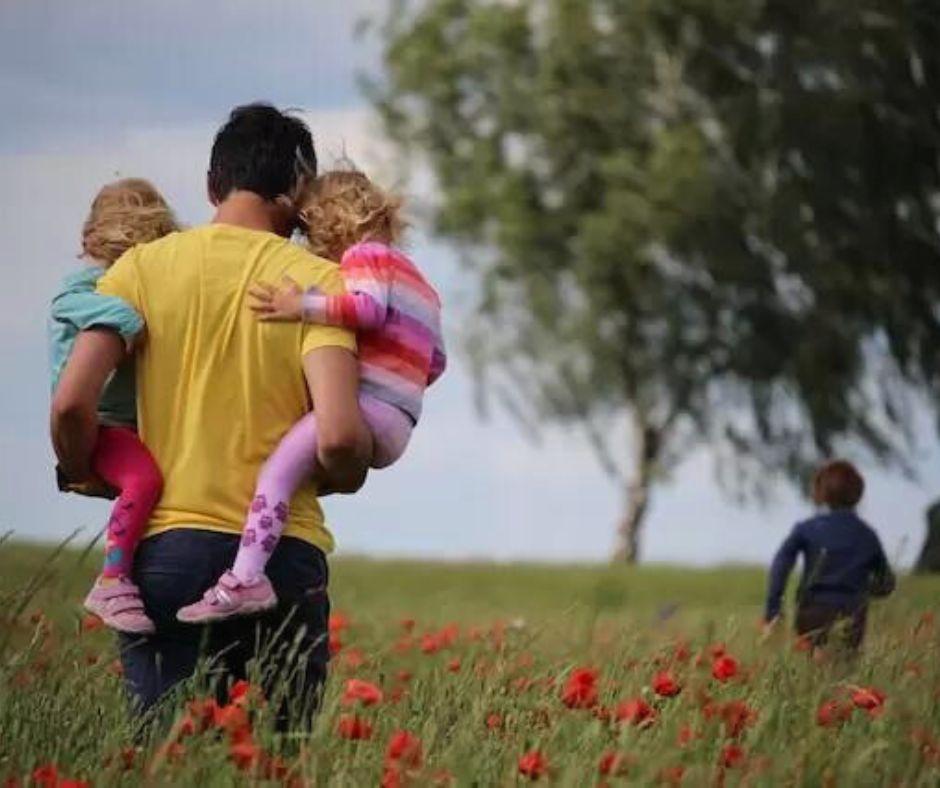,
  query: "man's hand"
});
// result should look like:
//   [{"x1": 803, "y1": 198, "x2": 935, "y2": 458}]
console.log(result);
[
  {"x1": 51, "y1": 329, "x2": 125, "y2": 482},
  {"x1": 303, "y1": 346, "x2": 371, "y2": 495},
  {"x1": 249, "y1": 276, "x2": 306, "y2": 322}
]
